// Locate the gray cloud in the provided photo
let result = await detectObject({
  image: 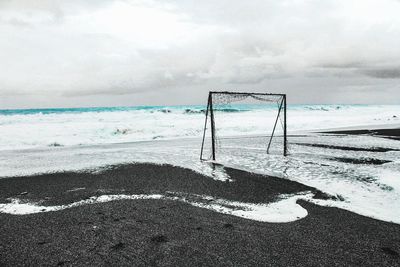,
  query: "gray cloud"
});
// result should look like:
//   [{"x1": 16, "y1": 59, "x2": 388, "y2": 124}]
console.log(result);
[
  {"x1": 1, "y1": 0, "x2": 400, "y2": 108},
  {"x1": 361, "y1": 67, "x2": 400, "y2": 79},
  {"x1": 317, "y1": 62, "x2": 400, "y2": 79}
]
